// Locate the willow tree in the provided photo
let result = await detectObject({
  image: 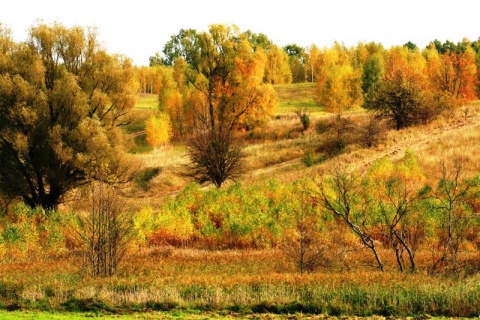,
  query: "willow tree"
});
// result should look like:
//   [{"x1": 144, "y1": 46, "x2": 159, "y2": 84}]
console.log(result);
[
  {"x1": 166, "y1": 25, "x2": 276, "y2": 187},
  {"x1": 0, "y1": 23, "x2": 137, "y2": 209}
]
